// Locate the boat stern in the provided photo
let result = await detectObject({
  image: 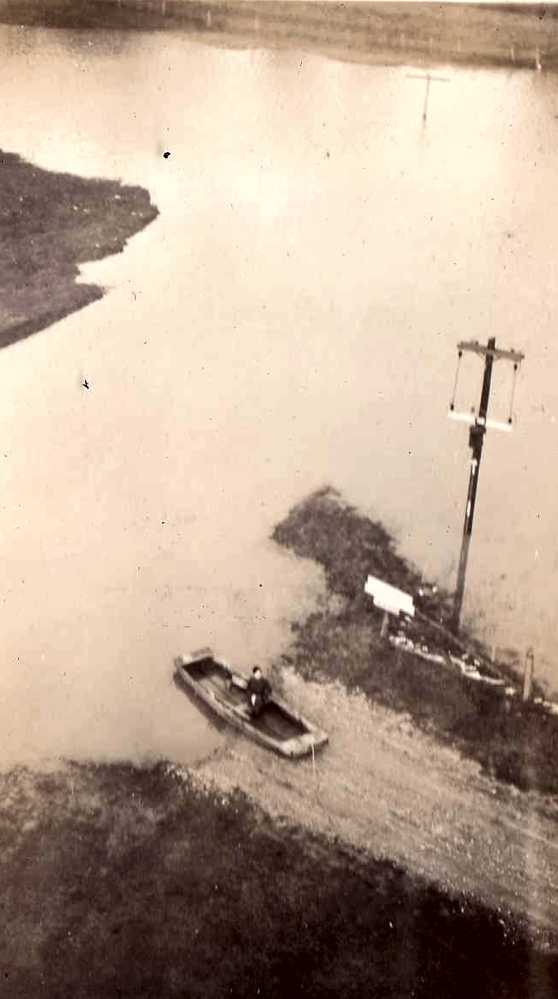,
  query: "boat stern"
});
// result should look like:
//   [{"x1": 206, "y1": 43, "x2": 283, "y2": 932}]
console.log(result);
[{"x1": 282, "y1": 728, "x2": 329, "y2": 759}]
